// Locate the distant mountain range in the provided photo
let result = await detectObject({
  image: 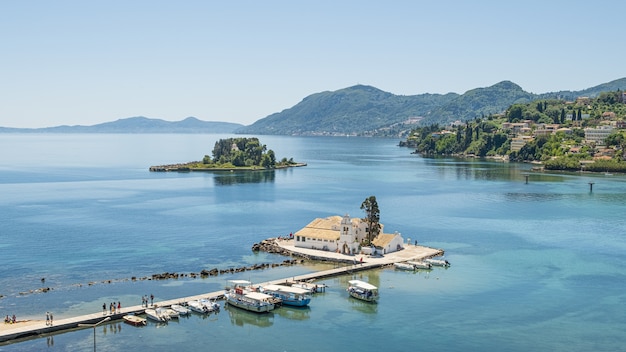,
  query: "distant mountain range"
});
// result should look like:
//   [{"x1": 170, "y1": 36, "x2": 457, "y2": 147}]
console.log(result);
[
  {"x1": 238, "y1": 77, "x2": 626, "y2": 136},
  {"x1": 2, "y1": 78, "x2": 624, "y2": 136},
  {"x1": 0, "y1": 116, "x2": 243, "y2": 134}
]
